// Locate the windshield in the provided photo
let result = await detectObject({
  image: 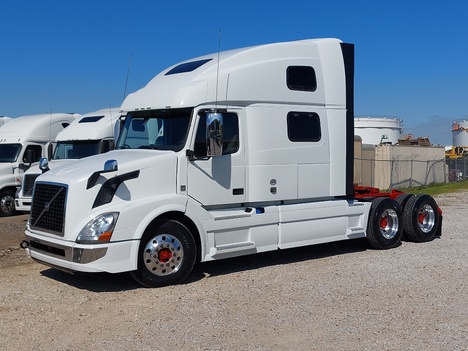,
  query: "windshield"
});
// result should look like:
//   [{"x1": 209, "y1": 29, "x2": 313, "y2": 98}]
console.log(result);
[
  {"x1": 116, "y1": 108, "x2": 192, "y2": 152},
  {"x1": 53, "y1": 140, "x2": 102, "y2": 160},
  {"x1": 0, "y1": 144, "x2": 22, "y2": 162}
]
